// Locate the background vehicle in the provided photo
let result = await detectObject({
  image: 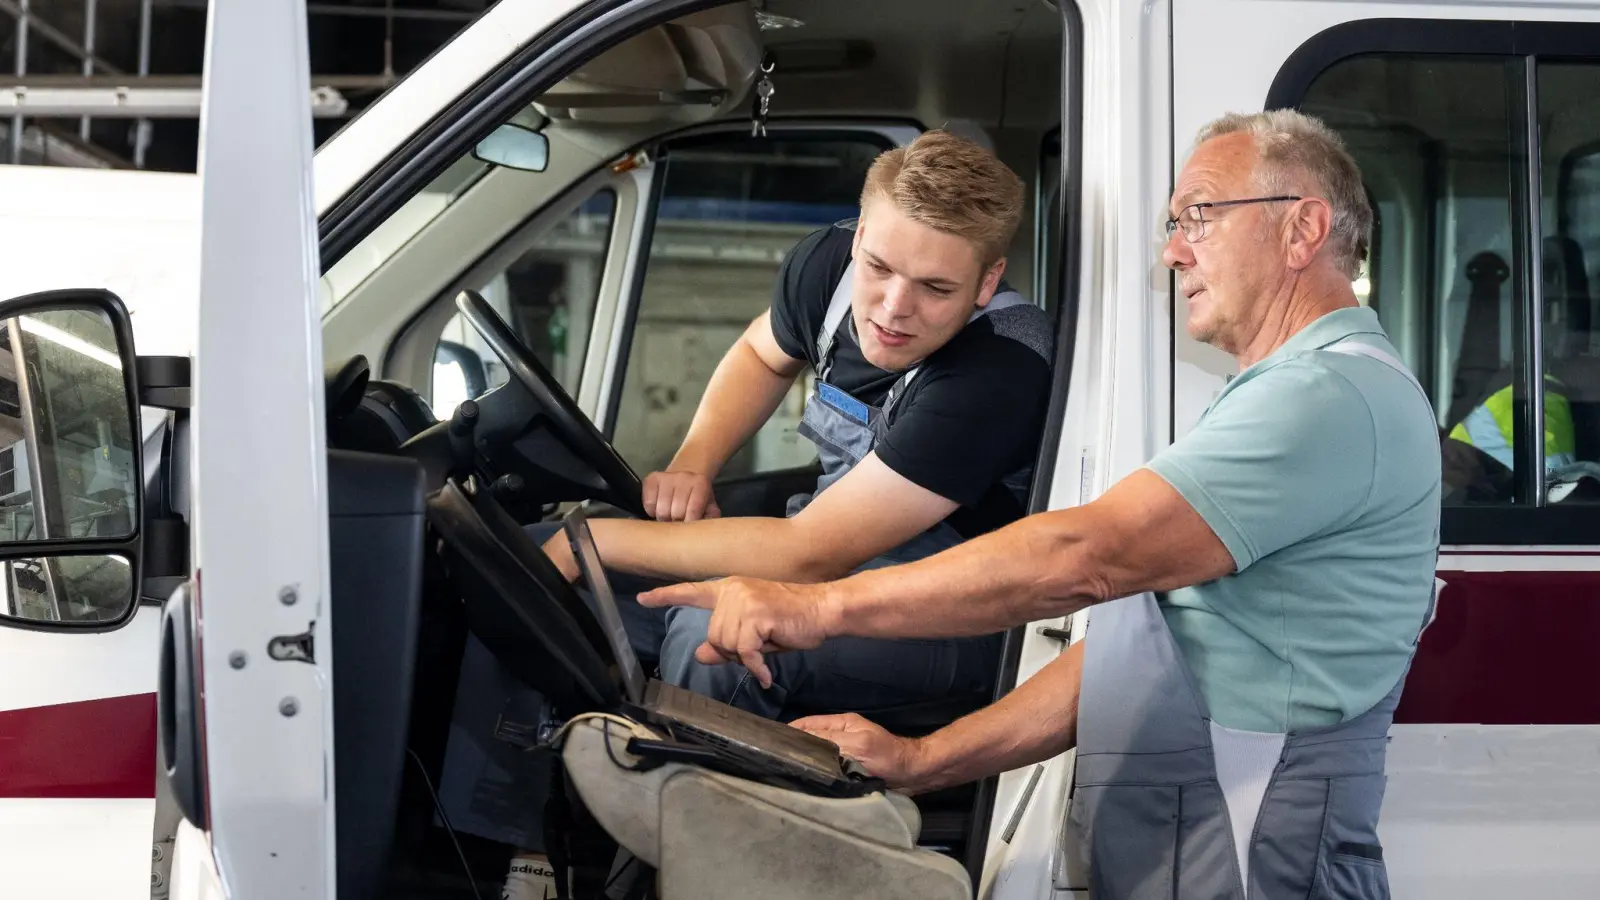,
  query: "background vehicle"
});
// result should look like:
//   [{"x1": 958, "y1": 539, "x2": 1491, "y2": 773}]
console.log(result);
[{"x1": 0, "y1": 1, "x2": 1596, "y2": 899}]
